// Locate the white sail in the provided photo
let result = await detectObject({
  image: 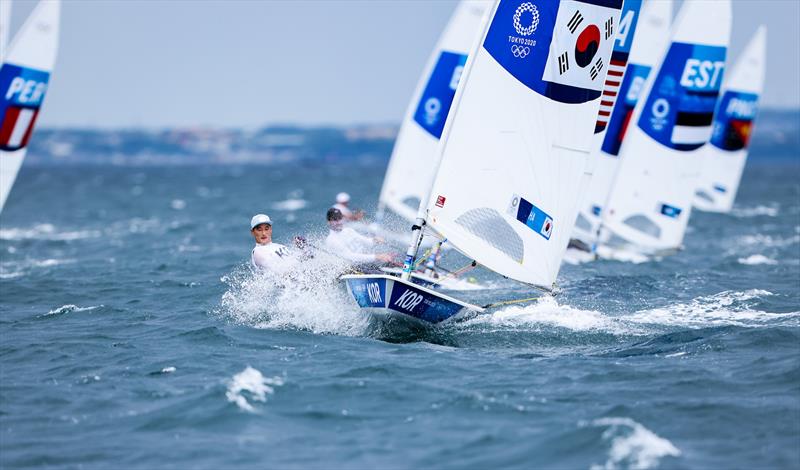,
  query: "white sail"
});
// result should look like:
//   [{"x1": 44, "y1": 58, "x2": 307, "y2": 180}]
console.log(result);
[
  {"x1": 0, "y1": 0, "x2": 59, "y2": 213},
  {"x1": 572, "y1": 0, "x2": 672, "y2": 248},
  {"x1": 378, "y1": 1, "x2": 488, "y2": 223},
  {"x1": 694, "y1": 26, "x2": 767, "y2": 213},
  {"x1": 597, "y1": 0, "x2": 732, "y2": 255},
  {"x1": 0, "y1": 0, "x2": 10, "y2": 61},
  {"x1": 422, "y1": 0, "x2": 623, "y2": 289}
]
